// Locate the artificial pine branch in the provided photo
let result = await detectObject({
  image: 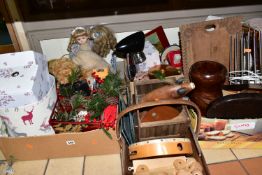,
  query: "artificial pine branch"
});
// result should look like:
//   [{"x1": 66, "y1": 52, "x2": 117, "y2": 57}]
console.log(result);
[
  {"x1": 100, "y1": 72, "x2": 122, "y2": 97},
  {"x1": 152, "y1": 70, "x2": 166, "y2": 80},
  {"x1": 54, "y1": 112, "x2": 67, "y2": 121},
  {"x1": 59, "y1": 84, "x2": 74, "y2": 97},
  {"x1": 102, "y1": 128, "x2": 113, "y2": 140},
  {"x1": 68, "y1": 67, "x2": 81, "y2": 85},
  {"x1": 70, "y1": 93, "x2": 88, "y2": 110},
  {"x1": 59, "y1": 67, "x2": 82, "y2": 97},
  {"x1": 87, "y1": 93, "x2": 108, "y2": 120},
  {"x1": 54, "y1": 70, "x2": 121, "y2": 137}
]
